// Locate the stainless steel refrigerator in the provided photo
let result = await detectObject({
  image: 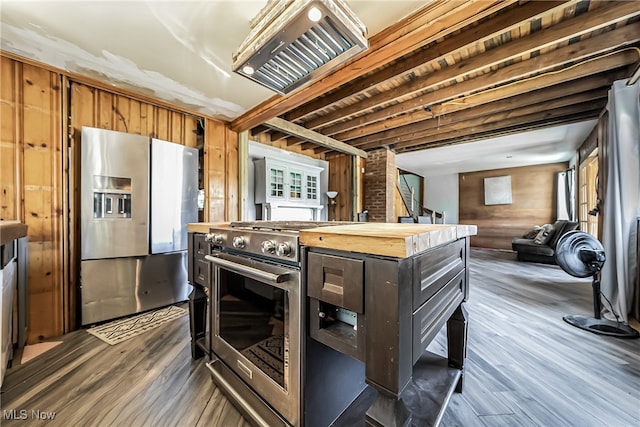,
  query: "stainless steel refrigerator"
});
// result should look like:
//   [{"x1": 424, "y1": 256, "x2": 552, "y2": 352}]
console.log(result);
[{"x1": 80, "y1": 127, "x2": 198, "y2": 325}]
